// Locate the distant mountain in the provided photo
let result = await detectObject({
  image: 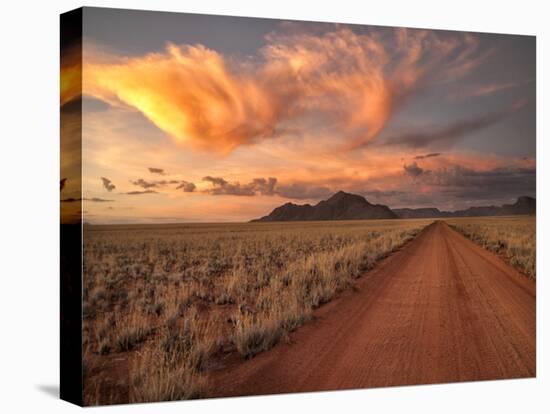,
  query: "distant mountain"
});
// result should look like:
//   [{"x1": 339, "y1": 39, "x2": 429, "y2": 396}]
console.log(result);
[
  {"x1": 393, "y1": 207, "x2": 445, "y2": 219},
  {"x1": 252, "y1": 191, "x2": 397, "y2": 222},
  {"x1": 393, "y1": 196, "x2": 536, "y2": 219},
  {"x1": 253, "y1": 192, "x2": 536, "y2": 222}
]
